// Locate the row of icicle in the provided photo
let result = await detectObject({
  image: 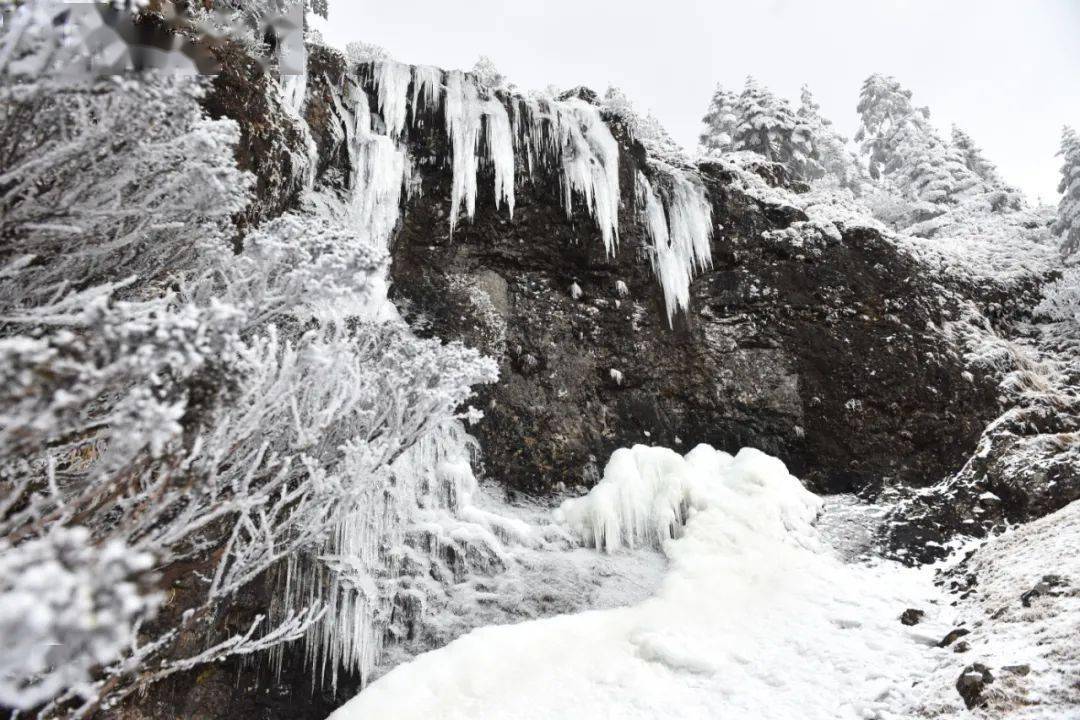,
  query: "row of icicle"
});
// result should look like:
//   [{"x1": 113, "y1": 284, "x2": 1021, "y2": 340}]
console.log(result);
[{"x1": 367, "y1": 60, "x2": 714, "y2": 324}]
